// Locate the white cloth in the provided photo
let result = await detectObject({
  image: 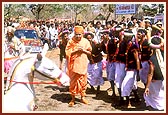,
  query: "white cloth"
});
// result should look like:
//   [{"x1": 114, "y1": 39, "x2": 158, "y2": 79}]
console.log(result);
[
  {"x1": 12, "y1": 36, "x2": 22, "y2": 51},
  {"x1": 144, "y1": 80, "x2": 165, "y2": 110},
  {"x1": 87, "y1": 61, "x2": 104, "y2": 86},
  {"x1": 139, "y1": 61, "x2": 149, "y2": 84},
  {"x1": 121, "y1": 70, "x2": 137, "y2": 97},
  {"x1": 45, "y1": 28, "x2": 50, "y2": 40},
  {"x1": 49, "y1": 27, "x2": 58, "y2": 40},
  {"x1": 41, "y1": 43, "x2": 49, "y2": 57},
  {"x1": 115, "y1": 62, "x2": 126, "y2": 88},
  {"x1": 95, "y1": 27, "x2": 103, "y2": 43},
  {"x1": 106, "y1": 62, "x2": 116, "y2": 81},
  {"x1": 155, "y1": 49, "x2": 165, "y2": 78}
]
